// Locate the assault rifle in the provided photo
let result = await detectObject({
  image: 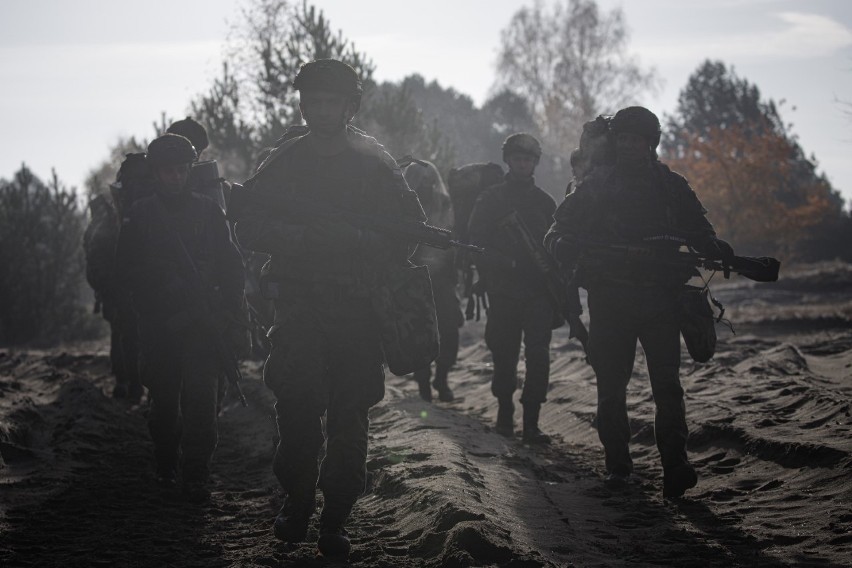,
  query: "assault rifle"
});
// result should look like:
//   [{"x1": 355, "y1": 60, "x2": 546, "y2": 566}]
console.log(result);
[
  {"x1": 572, "y1": 238, "x2": 780, "y2": 283},
  {"x1": 232, "y1": 181, "x2": 483, "y2": 253},
  {"x1": 498, "y1": 210, "x2": 589, "y2": 354},
  {"x1": 313, "y1": 200, "x2": 483, "y2": 253},
  {"x1": 190, "y1": 160, "x2": 227, "y2": 213}
]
